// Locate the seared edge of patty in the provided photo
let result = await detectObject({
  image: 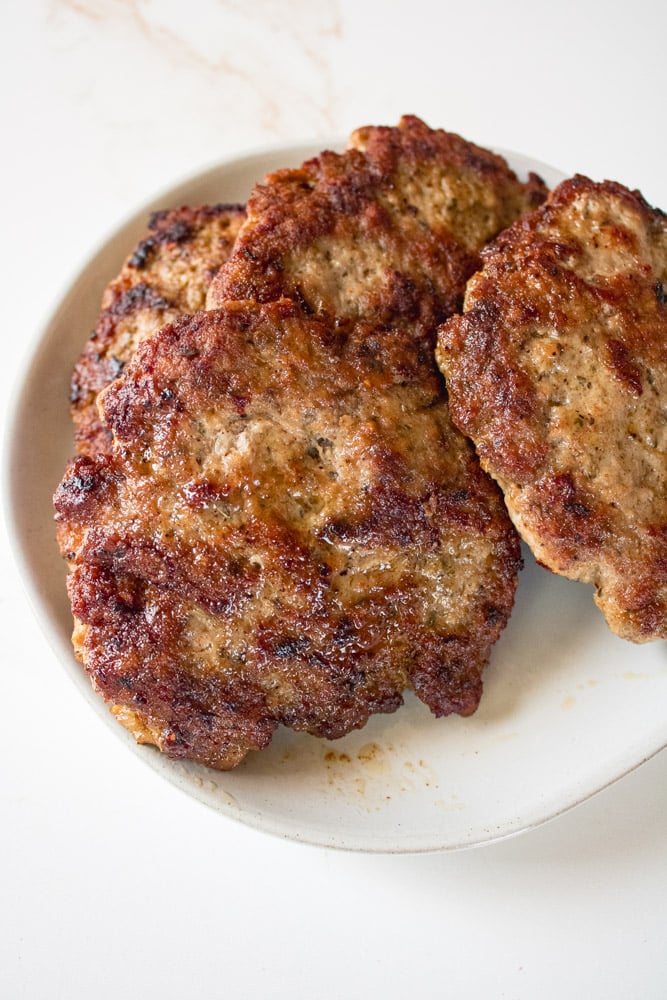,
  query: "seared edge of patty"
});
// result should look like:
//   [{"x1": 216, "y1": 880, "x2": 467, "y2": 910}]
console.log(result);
[{"x1": 70, "y1": 203, "x2": 245, "y2": 459}]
